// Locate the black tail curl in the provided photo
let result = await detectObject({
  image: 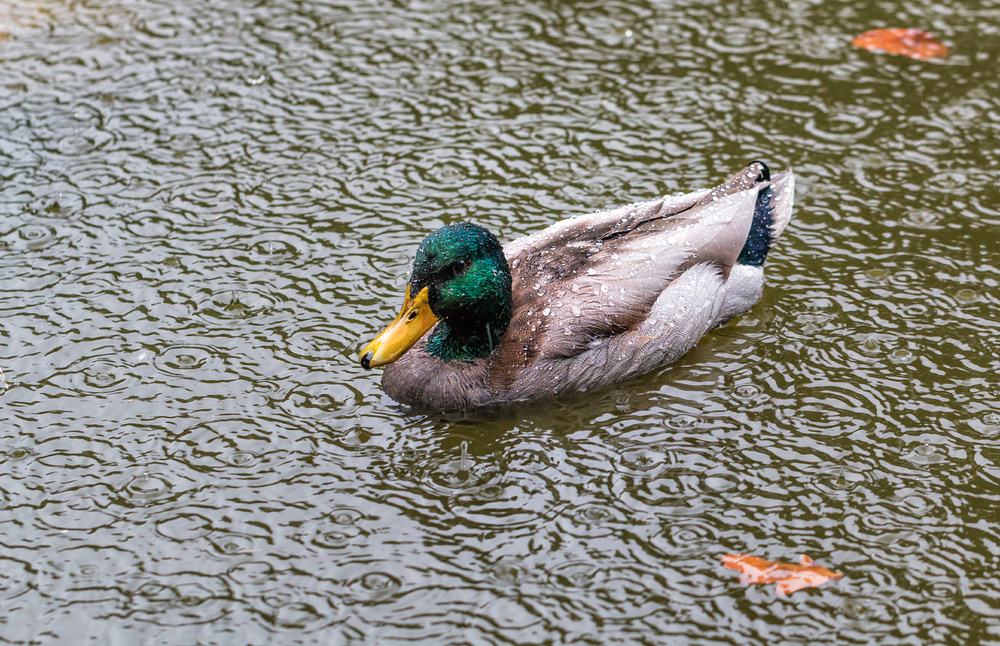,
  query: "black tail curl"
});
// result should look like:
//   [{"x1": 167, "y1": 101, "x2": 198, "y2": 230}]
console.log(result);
[{"x1": 737, "y1": 161, "x2": 774, "y2": 266}]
